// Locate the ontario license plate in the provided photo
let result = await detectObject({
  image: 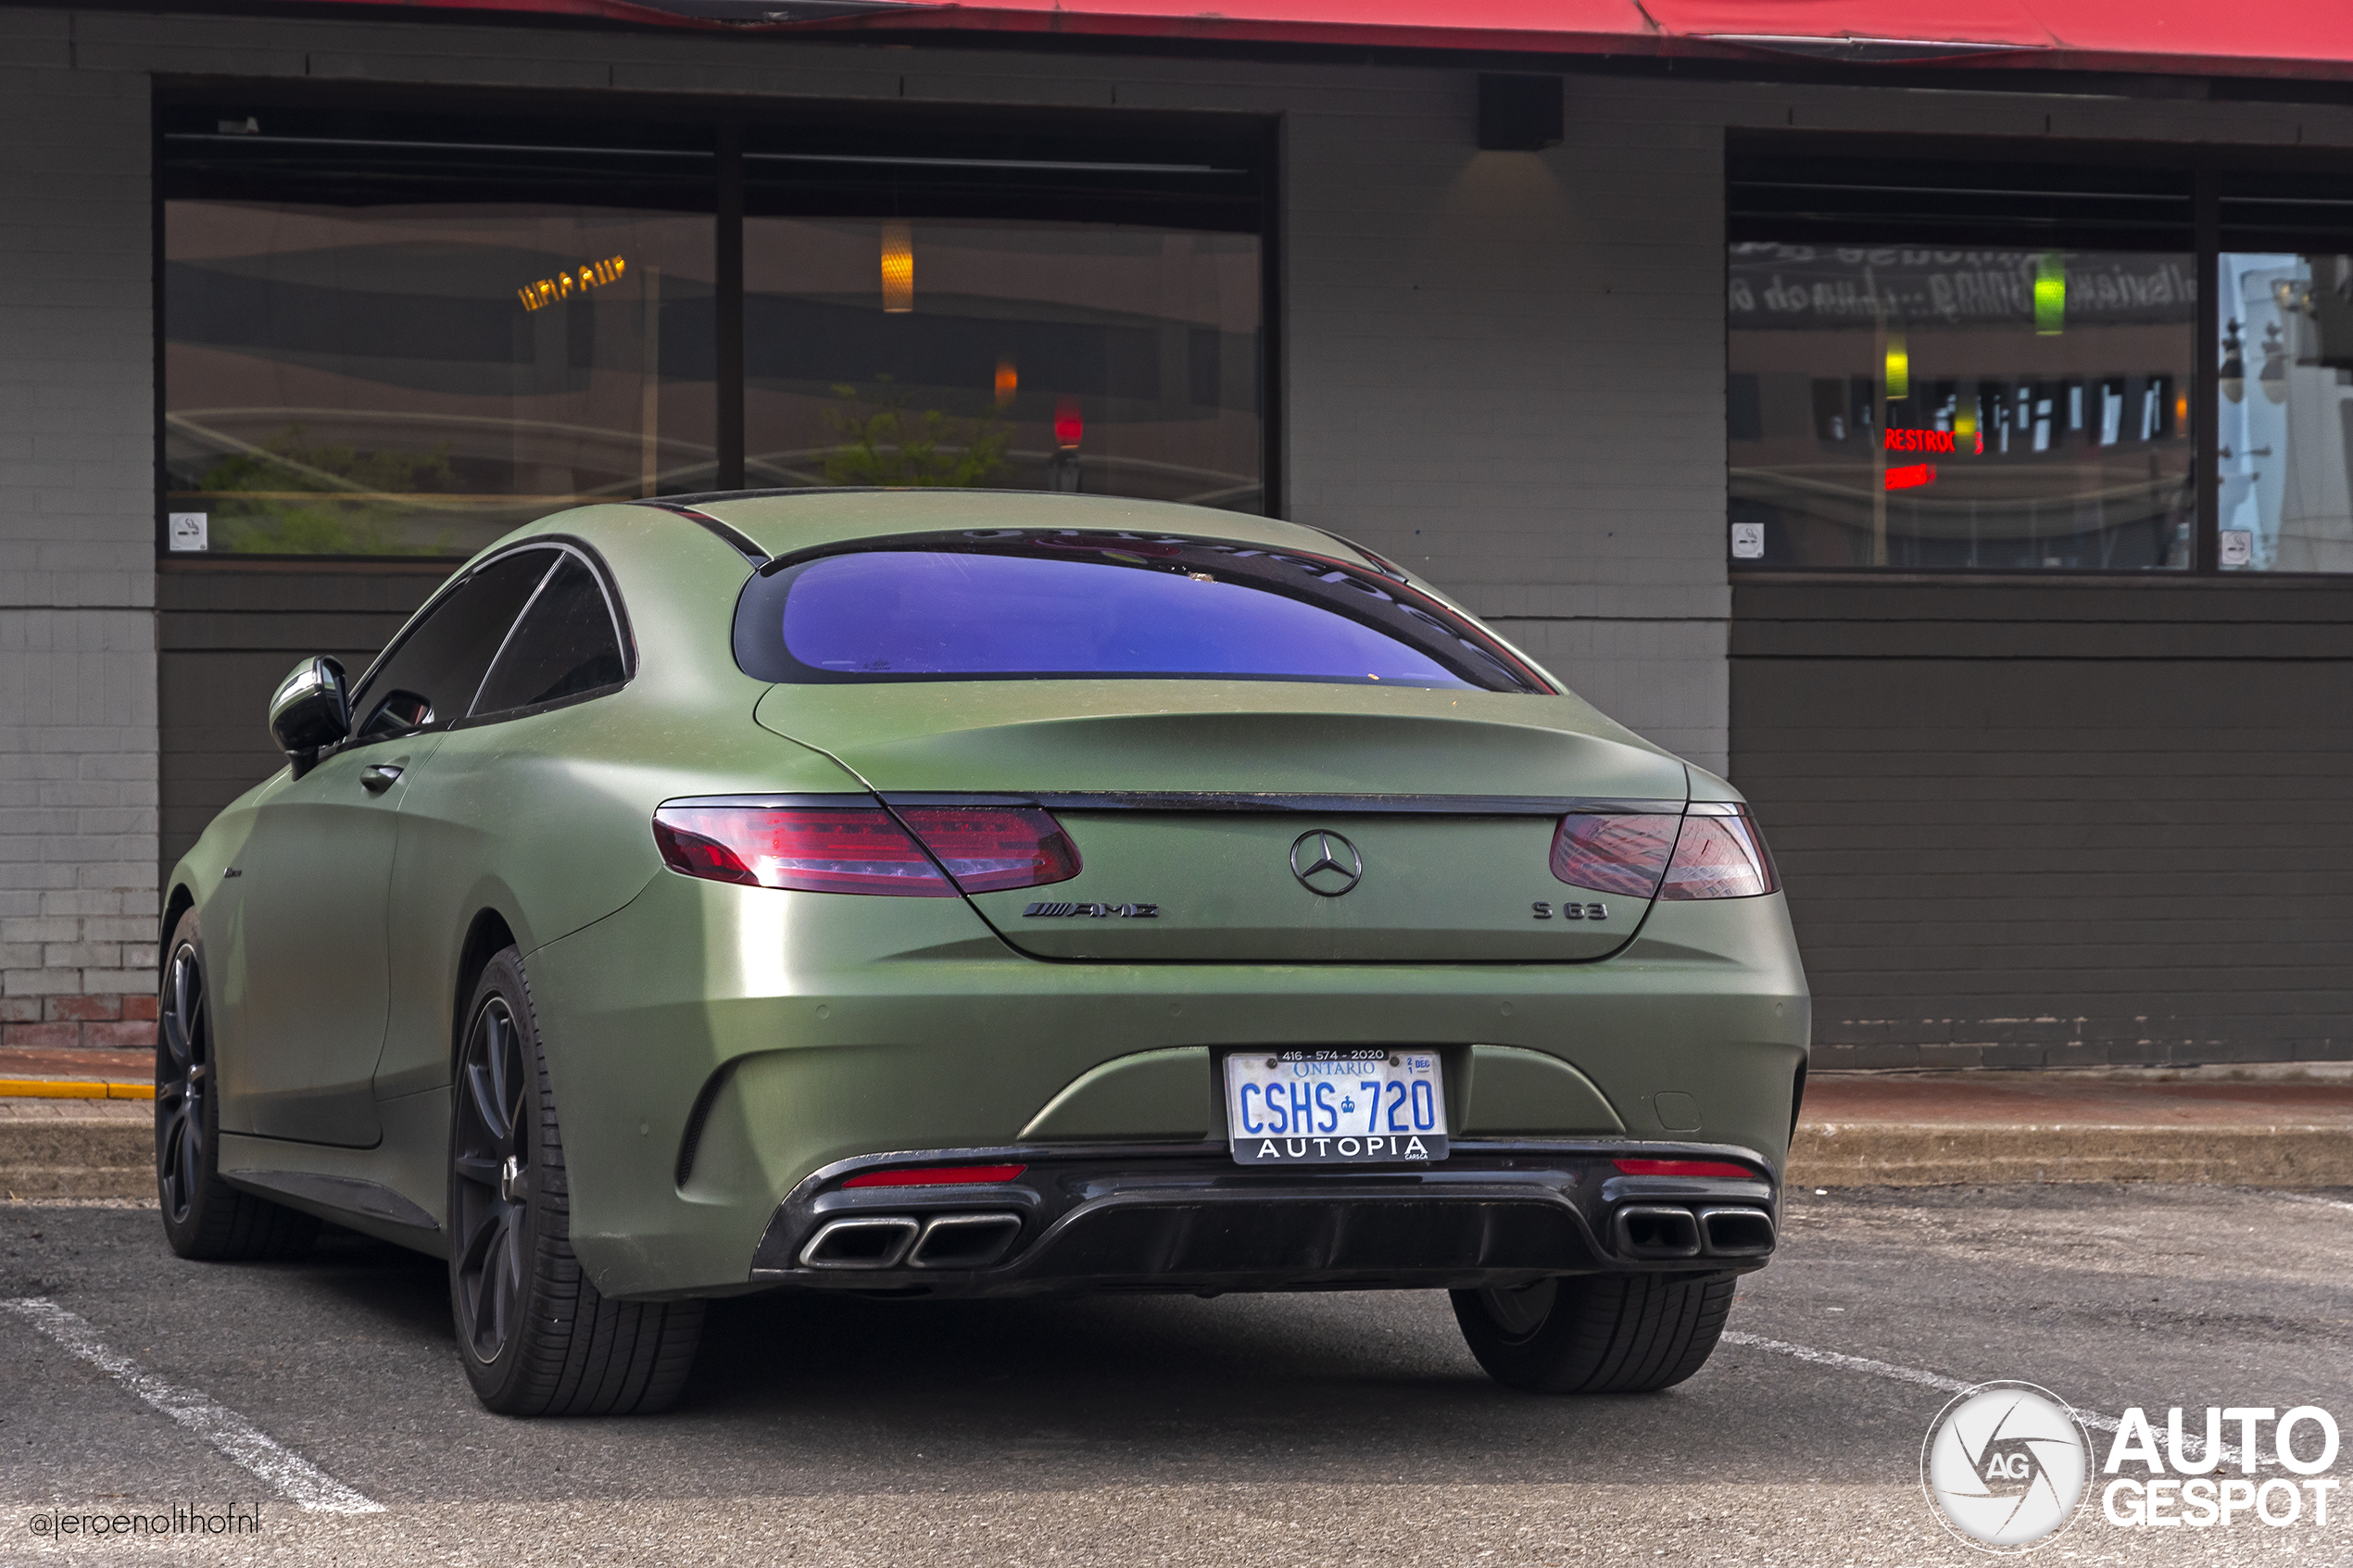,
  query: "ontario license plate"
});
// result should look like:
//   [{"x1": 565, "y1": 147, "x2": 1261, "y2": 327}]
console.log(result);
[{"x1": 1224, "y1": 1049, "x2": 1448, "y2": 1165}]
